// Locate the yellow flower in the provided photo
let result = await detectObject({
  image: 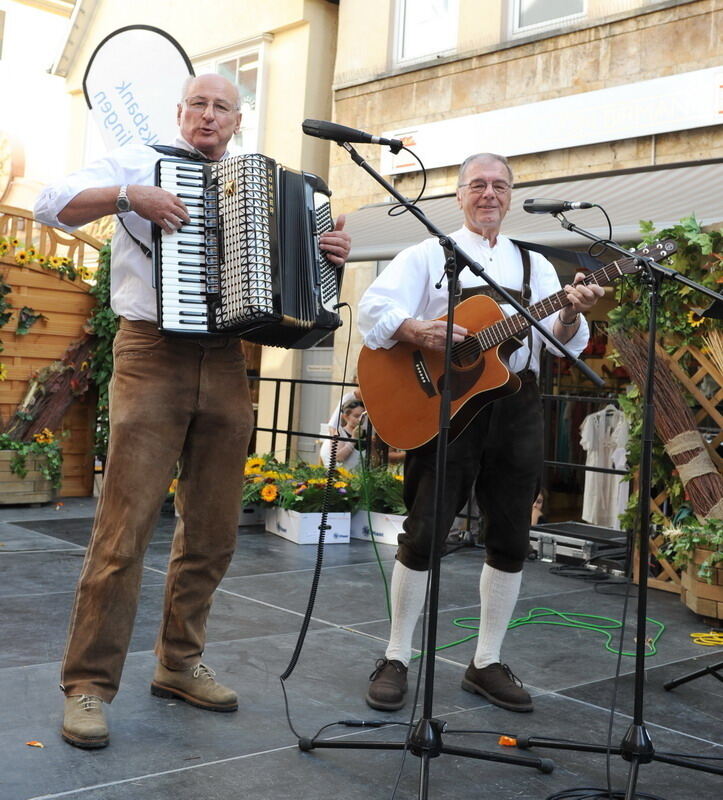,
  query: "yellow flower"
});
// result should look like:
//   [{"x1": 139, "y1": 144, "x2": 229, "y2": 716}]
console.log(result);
[
  {"x1": 336, "y1": 467, "x2": 353, "y2": 480},
  {"x1": 26, "y1": 246, "x2": 37, "y2": 257},
  {"x1": 9, "y1": 237, "x2": 18, "y2": 247},
  {"x1": 15, "y1": 250, "x2": 28, "y2": 265},
  {"x1": 168, "y1": 478, "x2": 178, "y2": 493},
  {"x1": 49, "y1": 256, "x2": 63, "y2": 269},
  {"x1": 687, "y1": 309, "x2": 705, "y2": 328},
  {"x1": 37, "y1": 255, "x2": 46, "y2": 265},
  {"x1": 333, "y1": 481, "x2": 348, "y2": 489},
  {"x1": 260, "y1": 484, "x2": 278, "y2": 502},
  {"x1": 0, "y1": 363, "x2": 7, "y2": 381},
  {"x1": 0, "y1": 243, "x2": 8, "y2": 255}
]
